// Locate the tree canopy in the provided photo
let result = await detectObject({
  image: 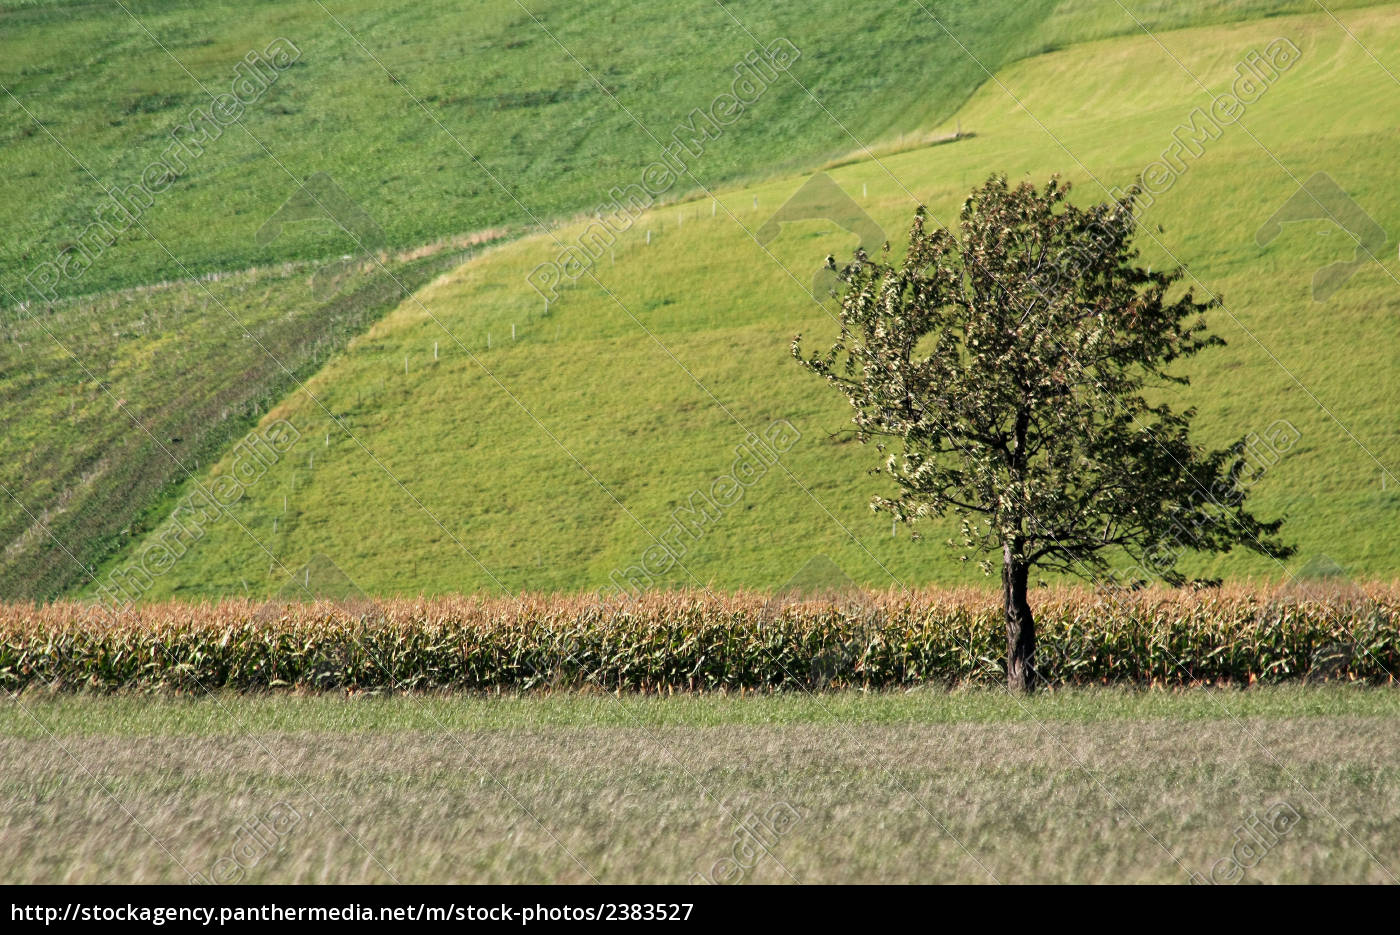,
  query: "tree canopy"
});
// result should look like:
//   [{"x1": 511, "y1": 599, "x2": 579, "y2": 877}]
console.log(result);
[{"x1": 794, "y1": 175, "x2": 1293, "y2": 690}]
